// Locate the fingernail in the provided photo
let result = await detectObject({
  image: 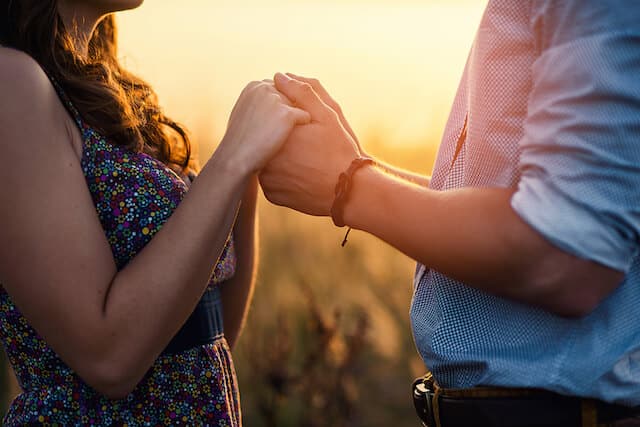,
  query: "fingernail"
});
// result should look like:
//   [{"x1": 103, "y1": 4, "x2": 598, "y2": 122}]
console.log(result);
[{"x1": 275, "y1": 72, "x2": 291, "y2": 81}]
